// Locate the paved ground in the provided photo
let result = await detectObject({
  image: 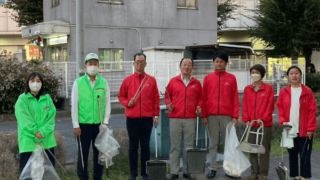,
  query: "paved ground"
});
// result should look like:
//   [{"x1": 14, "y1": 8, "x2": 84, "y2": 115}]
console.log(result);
[
  {"x1": 172, "y1": 150, "x2": 320, "y2": 180},
  {"x1": 1, "y1": 113, "x2": 320, "y2": 180},
  {"x1": 0, "y1": 115, "x2": 127, "y2": 163}
]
